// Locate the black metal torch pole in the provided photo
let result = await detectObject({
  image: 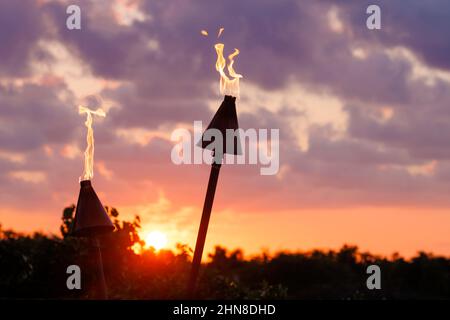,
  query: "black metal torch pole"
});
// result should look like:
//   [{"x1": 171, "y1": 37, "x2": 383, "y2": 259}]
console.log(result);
[
  {"x1": 187, "y1": 159, "x2": 222, "y2": 298},
  {"x1": 186, "y1": 94, "x2": 239, "y2": 298},
  {"x1": 93, "y1": 237, "x2": 108, "y2": 299}
]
